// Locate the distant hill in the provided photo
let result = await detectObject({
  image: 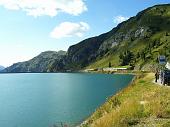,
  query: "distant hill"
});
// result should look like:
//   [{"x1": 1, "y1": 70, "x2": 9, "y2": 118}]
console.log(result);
[
  {"x1": 0, "y1": 65, "x2": 5, "y2": 71},
  {"x1": 4, "y1": 51, "x2": 66, "y2": 72},
  {"x1": 5, "y1": 4, "x2": 170, "y2": 72}
]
